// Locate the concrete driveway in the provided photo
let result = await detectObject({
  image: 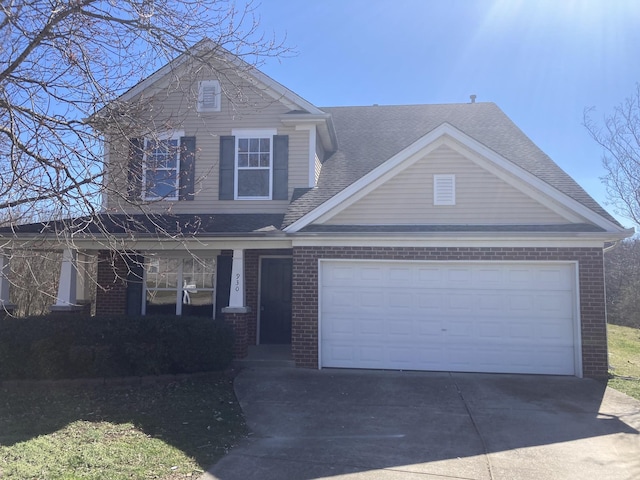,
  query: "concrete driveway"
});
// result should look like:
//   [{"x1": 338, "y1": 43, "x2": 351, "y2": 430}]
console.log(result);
[{"x1": 204, "y1": 368, "x2": 640, "y2": 480}]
